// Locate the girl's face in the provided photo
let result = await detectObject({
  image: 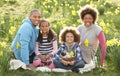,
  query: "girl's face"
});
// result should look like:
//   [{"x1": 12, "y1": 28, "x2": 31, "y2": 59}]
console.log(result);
[
  {"x1": 40, "y1": 22, "x2": 49, "y2": 34},
  {"x1": 65, "y1": 32, "x2": 74, "y2": 44},
  {"x1": 83, "y1": 14, "x2": 93, "y2": 27}
]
